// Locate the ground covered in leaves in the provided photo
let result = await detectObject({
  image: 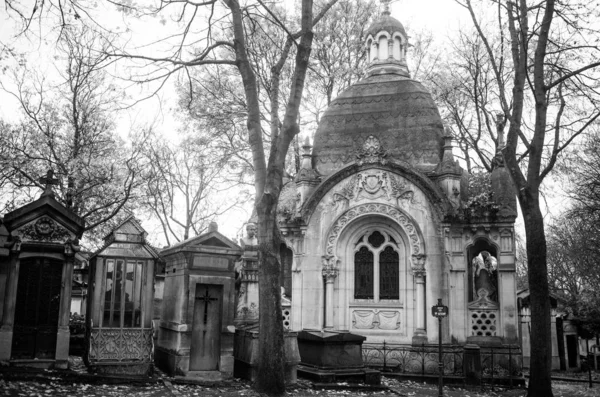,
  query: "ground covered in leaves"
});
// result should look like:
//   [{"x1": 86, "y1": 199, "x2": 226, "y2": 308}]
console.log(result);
[
  {"x1": 1, "y1": 359, "x2": 598, "y2": 397},
  {"x1": 1, "y1": 377, "x2": 599, "y2": 397}
]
